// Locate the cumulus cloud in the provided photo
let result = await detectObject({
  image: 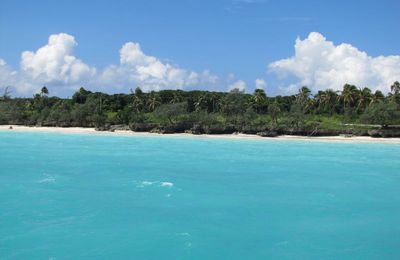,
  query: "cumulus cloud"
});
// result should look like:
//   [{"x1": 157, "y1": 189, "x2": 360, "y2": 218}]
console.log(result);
[
  {"x1": 0, "y1": 33, "x2": 219, "y2": 96},
  {"x1": 20, "y1": 33, "x2": 95, "y2": 84},
  {"x1": 255, "y1": 78, "x2": 266, "y2": 89},
  {"x1": 269, "y1": 32, "x2": 400, "y2": 93},
  {"x1": 98, "y1": 42, "x2": 217, "y2": 92},
  {"x1": 228, "y1": 80, "x2": 247, "y2": 91}
]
